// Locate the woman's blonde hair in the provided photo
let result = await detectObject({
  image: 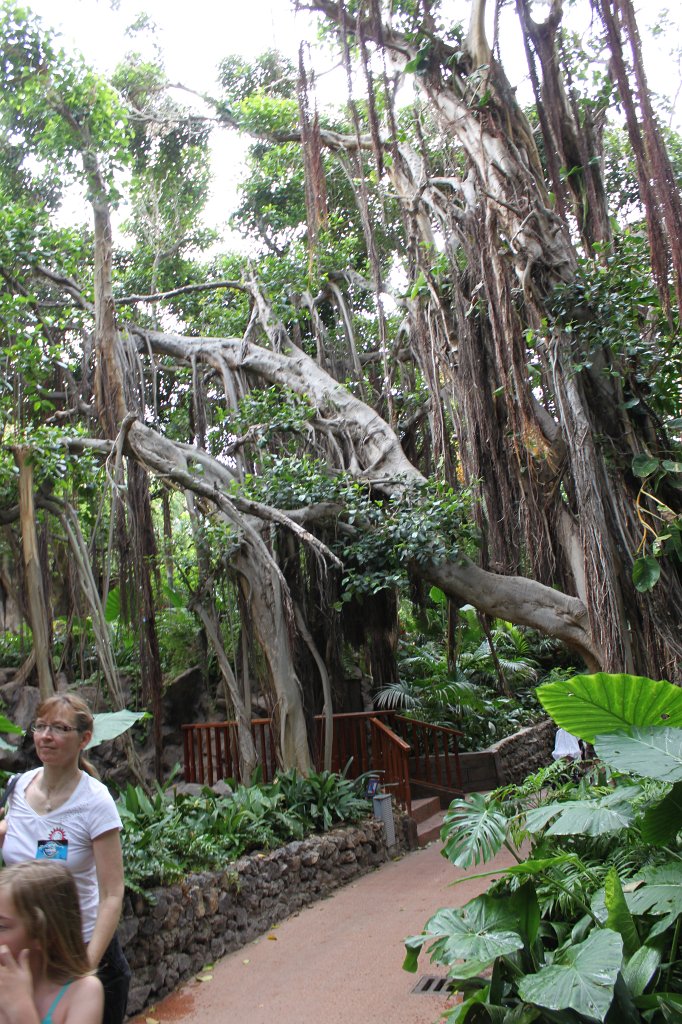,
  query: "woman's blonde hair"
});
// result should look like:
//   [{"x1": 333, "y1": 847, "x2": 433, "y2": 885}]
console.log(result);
[
  {"x1": 0, "y1": 862, "x2": 92, "y2": 983},
  {"x1": 35, "y1": 693, "x2": 100, "y2": 779}
]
